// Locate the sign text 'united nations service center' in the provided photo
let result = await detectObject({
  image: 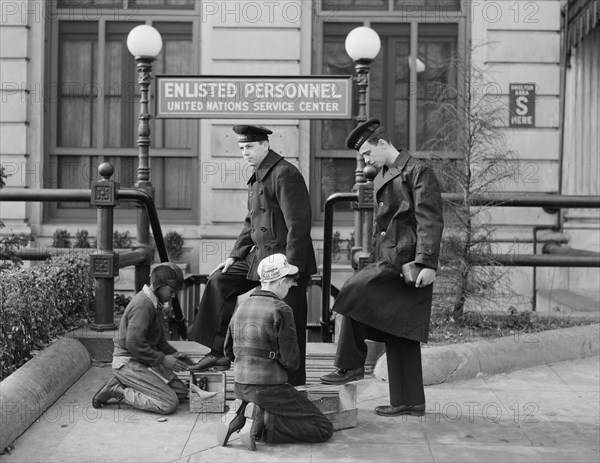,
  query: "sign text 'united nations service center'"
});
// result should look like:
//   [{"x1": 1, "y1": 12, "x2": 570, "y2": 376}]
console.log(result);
[{"x1": 155, "y1": 76, "x2": 352, "y2": 119}]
